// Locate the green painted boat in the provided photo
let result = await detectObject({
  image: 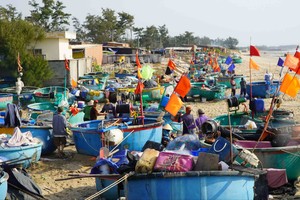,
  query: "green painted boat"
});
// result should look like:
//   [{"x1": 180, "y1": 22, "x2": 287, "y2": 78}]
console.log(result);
[
  {"x1": 0, "y1": 93, "x2": 13, "y2": 110},
  {"x1": 33, "y1": 86, "x2": 69, "y2": 103},
  {"x1": 77, "y1": 79, "x2": 106, "y2": 91},
  {"x1": 232, "y1": 55, "x2": 243, "y2": 64},
  {"x1": 187, "y1": 84, "x2": 226, "y2": 101}
]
